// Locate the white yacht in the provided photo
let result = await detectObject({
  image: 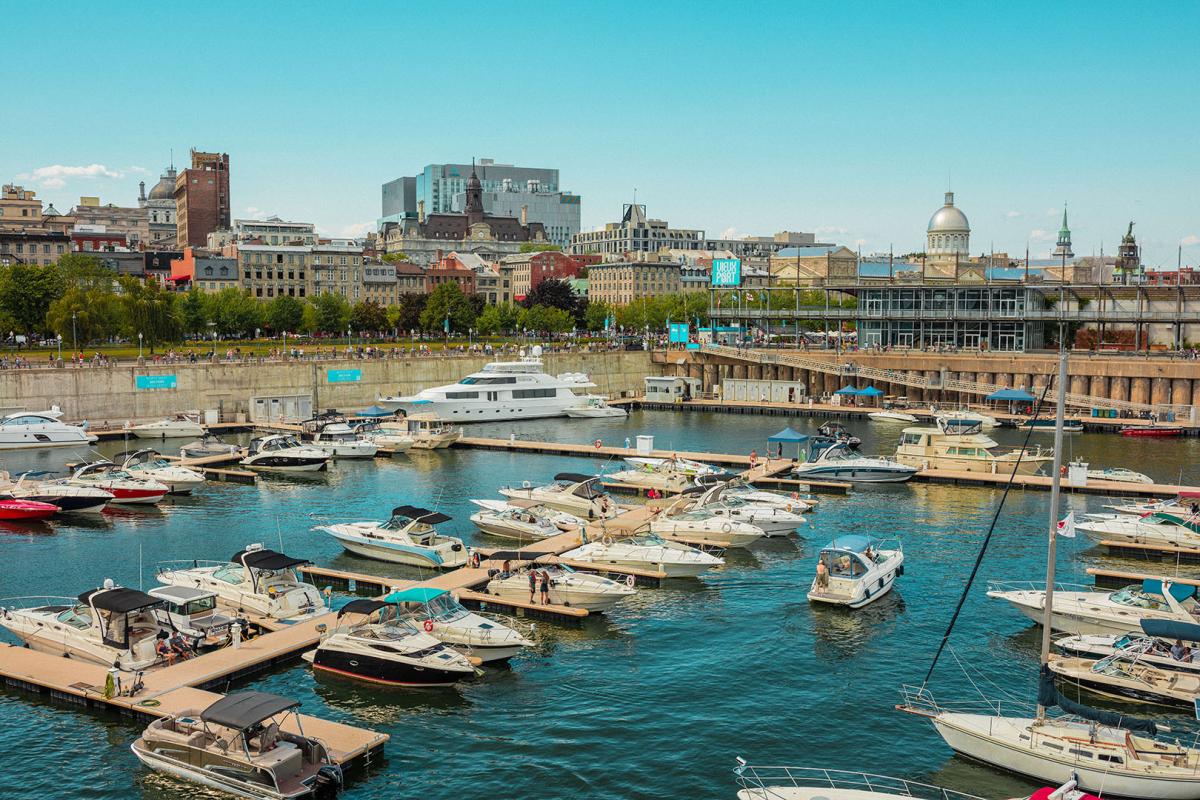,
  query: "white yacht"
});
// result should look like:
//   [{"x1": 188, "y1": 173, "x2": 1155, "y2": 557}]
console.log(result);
[
  {"x1": 648, "y1": 495, "x2": 767, "y2": 548},
  {"x1": 868, "y1": 410, "x2": 918, "y2": 423},
  {"x1": 385, "y1": 585, "x2": 532, "y2": 663},
  {"x1": 807, "y1": 535, "x2": 904, "y2": 609},
  {"x1": 685, "y1": 483, "x2": 806, "y2": 536},
  {"x1": 894, "y1": 418, "x2": 1052, "y2": 475},
  {"x1": 146, "y1": 585, "x2": 235, "y2": 651},
  {"x1": 1084, "y1": 465, "x2": 1153, "y2": 485},
  {"x1": 485, "y1": 563, "x2": 635, "y2": 612},
  {"x1": 303, "y1": 416, "x2": 379, "y2": 459},
  {"x1": 0, "y1": 471, "x2": 112, "y2": 513},
  {"x1": 354, "y1": 420, "x2": 414, "y2": 452},
  {"x1": 793, "y1": 439, "x2": 918, "y2": 484},
  {"x1": 403, "y1": 413, "x2": 461, "y2": 449},
  {"x1": 701, "y1": 478, "x2": 818, "y2": 512},
  {"x1": 68, "y1": 461, "x2": 169, "y2": 505},
  {"x1": 1056, "y1": 618, "x2": 1200, "y2": 676},
  {"x1": 1076, "y1": 512, "x2": 1200, "y2": 548},
  {"x1": 0, "y1": 581, "x2": 173, "y2": 670},
  {"x1": 605, "y1": 459, "x2": 696, "y2": 494},
  {"x1": 560, "y1": 533, "x2": 723, "y2": 578},
  {"x1": 128, "y1": 414, "x2": 204, "y2": 439},
  {"x1": 315, "y1": 505, "x2": 469, "y2": 569},
  {"x1": 0, "y1": 407, "x2": 97, "y2": 450},
  {"x1": 469, "y1": 499, "x2": 584, "y2": 541},
  {"x1": 987, "y1": 578, "x2": 1200, "y2": 636},
  {"x1": 377, "y1": 350, "x2": 596, "y2": 422},
  {"x1": 241, "y1": 434, "x2": 330, "y2": 472},
  {"x1": 499, "y1": 472, "x2": 619, "y2": 519},
  {"x1": 563, "y1": 396, "x2": 628, "y2": 418},
  {"x1": 116, "y1": 449, "x2": 206, "y2": 494},
  {"x1": 623, "y1": 455, "x2": 724, "y2": 477},
  {"x1": 179, "y1": 433, "x2": 242, "y2": 460},
  {"x1": 934, "y1": 408, "x2": 999, "y2": 429},
  {"x1": 157, "y1": 545, "x2": 329, "y2": 622}
]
